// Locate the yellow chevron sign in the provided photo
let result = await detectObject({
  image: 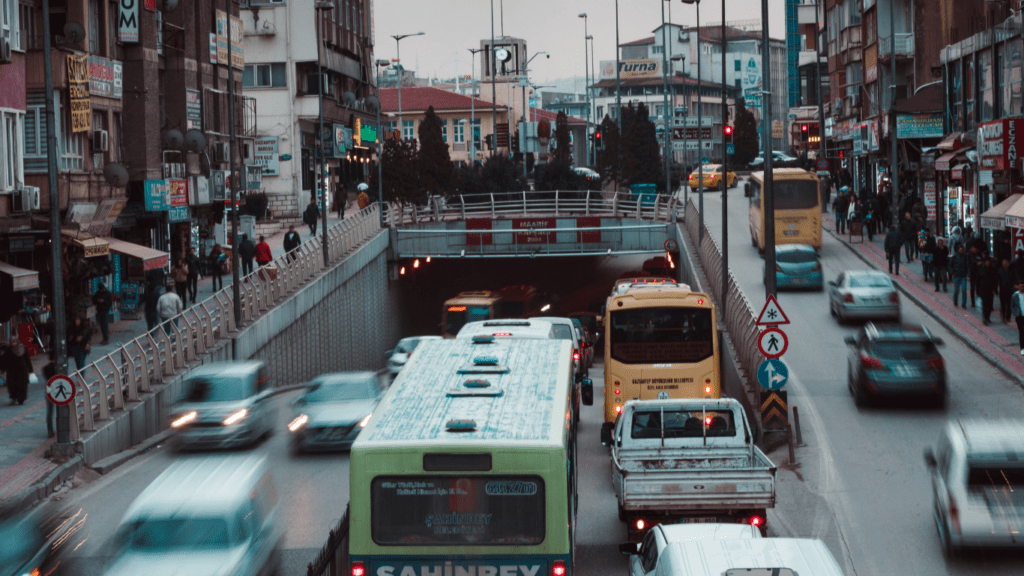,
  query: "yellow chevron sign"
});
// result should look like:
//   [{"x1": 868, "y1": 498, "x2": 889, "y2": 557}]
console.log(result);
[{"x1": 760, "y1": 390, "x2": 789, "y2": 432}]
